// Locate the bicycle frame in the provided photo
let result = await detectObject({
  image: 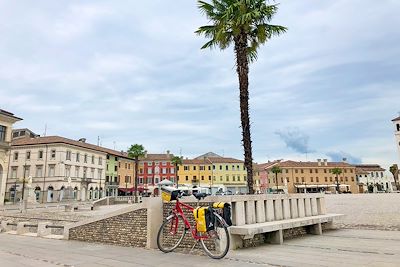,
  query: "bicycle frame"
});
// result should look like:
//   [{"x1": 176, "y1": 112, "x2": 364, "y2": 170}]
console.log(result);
[{"x1": 169, "y1": 199, "x2": 209, "y2": 241}]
